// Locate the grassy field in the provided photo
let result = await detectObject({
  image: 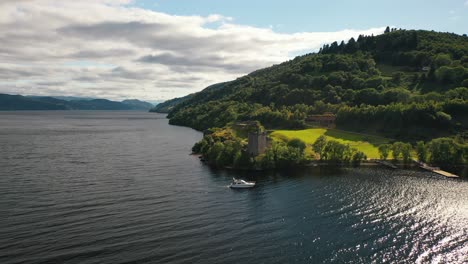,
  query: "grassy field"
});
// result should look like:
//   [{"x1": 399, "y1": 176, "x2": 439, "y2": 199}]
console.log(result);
[
  {"x1": 376, "y1": 64, "x2": 415, "y2": 76},
  {"x1": 270, "y1": 128, "x2": 391, "y2": 159}
]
